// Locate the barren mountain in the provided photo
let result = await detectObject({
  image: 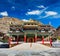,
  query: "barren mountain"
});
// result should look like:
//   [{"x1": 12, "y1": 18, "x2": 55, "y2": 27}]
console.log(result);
[
  {"x1": 0, "y1": 17, "x2": 23, "y2": 33},
  {"x1": 0, "y1": 17, "x2": 43, "y2": 33}
]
